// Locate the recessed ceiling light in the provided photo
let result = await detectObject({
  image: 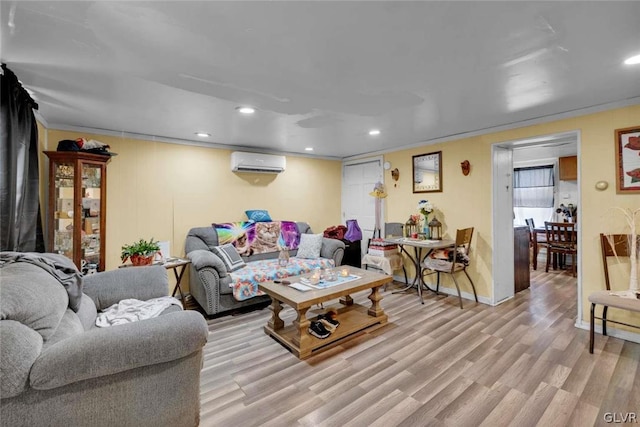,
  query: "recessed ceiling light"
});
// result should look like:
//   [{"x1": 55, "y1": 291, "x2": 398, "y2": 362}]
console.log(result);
[
  {"x1": 195, "y1": 132, "x2": 210, "y2": 137},
  {"x1": 368, "y1": 129, "x2": 381, "y2": 136},
  {"x1": 624, "y1": 54, "x2": 640, "y2": 65},
  {"x1": 236, "y1": 106, "x2": 256, "y2": 114},
  {"x1": 305, "y1": 147, "x2": 314, "y2": 151}
]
